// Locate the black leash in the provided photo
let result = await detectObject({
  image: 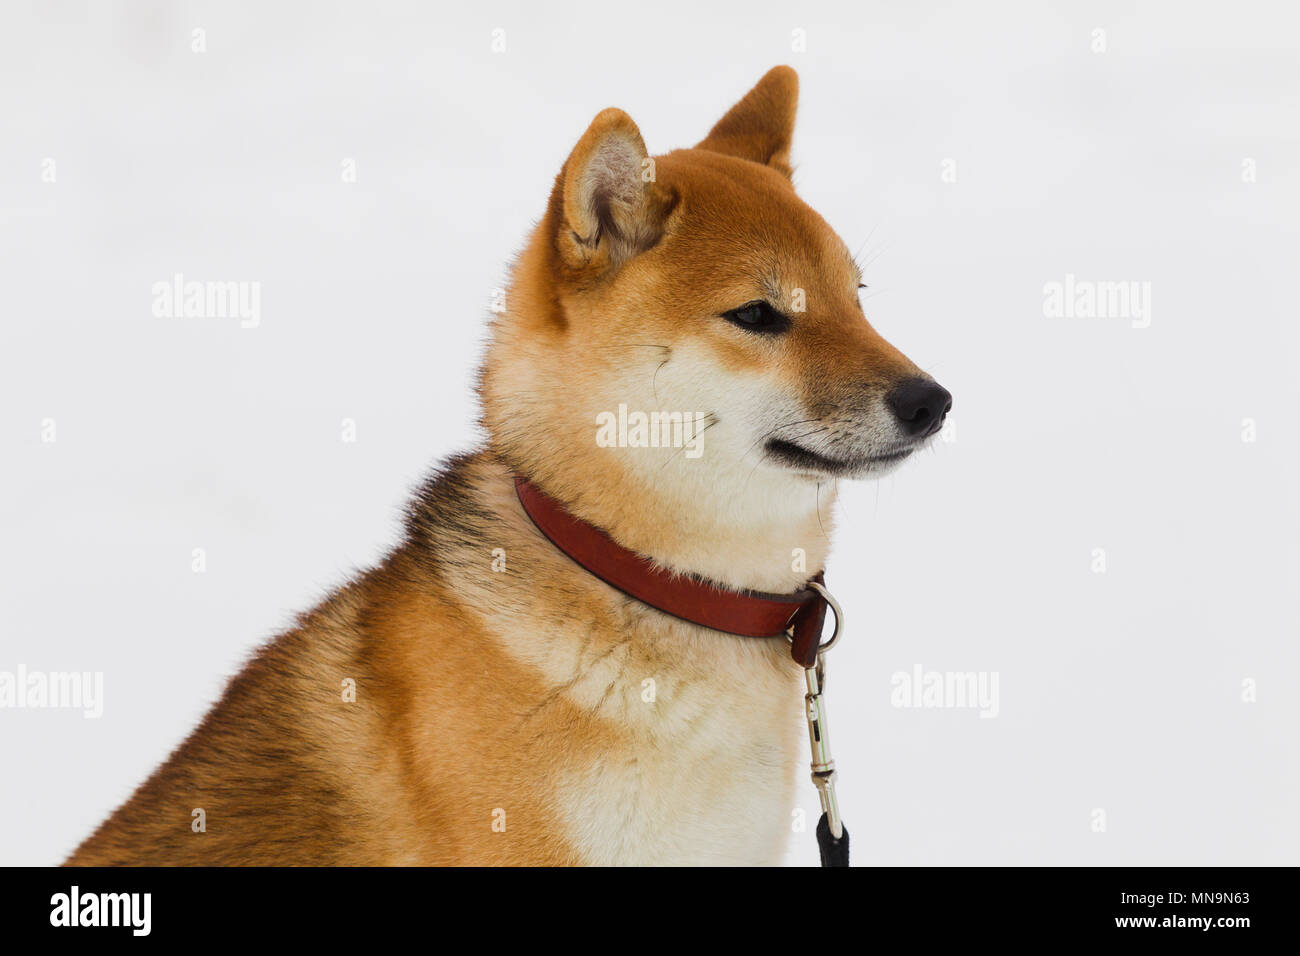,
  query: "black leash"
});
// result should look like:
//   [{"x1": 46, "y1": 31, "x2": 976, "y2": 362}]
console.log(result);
[{"x1": 817, "y1": 813, "x2": 850, "y2": 867}]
